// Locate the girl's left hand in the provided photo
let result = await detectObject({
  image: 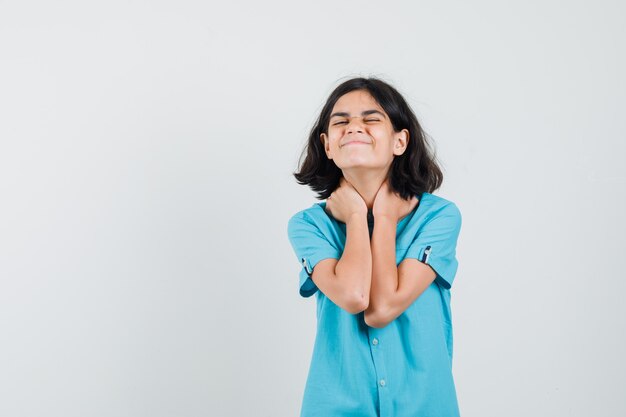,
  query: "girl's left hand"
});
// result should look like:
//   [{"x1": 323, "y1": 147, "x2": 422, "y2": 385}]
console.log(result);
[{"x1": 372, "y1": 179, "x2": 419, "y2": 222}]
